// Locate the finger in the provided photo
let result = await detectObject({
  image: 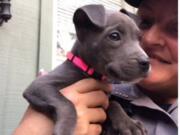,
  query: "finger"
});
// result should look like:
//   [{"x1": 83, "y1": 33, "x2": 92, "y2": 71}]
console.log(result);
[
  {"x1": 79, "y1": 91, "x2": 109, "y2": 109},
  {"x1": 60, "y1": 79, "x2": 112, "y2": 97},
  {"x1": 74, "y1": 78, "x2": 112, "y2": 93},
  {"x1": 88, "y1": 124, "x2": 102, "y2": 135},
  {"x1": 76, "y1": 106, "x2": 107, "y2": 124},
  {"x1": 74, "y1": 117, "x2": 89, "y2": 135},
  {"x1": 87, "y1": 108, "x2": 107, "y2": 123}
]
